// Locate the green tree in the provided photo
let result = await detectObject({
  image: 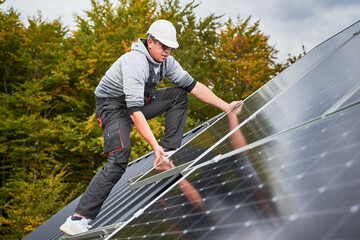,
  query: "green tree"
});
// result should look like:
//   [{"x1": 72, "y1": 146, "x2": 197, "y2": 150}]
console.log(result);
[
  {"x1": 0, "y1": 164, "x2": 83, "y2": 238},
  {"x1": 0, "y1": 7, "x2": 24, "y2": 95},
  {"x1": 0, "y1": 6, "x2": 102, "y2": 238}
]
